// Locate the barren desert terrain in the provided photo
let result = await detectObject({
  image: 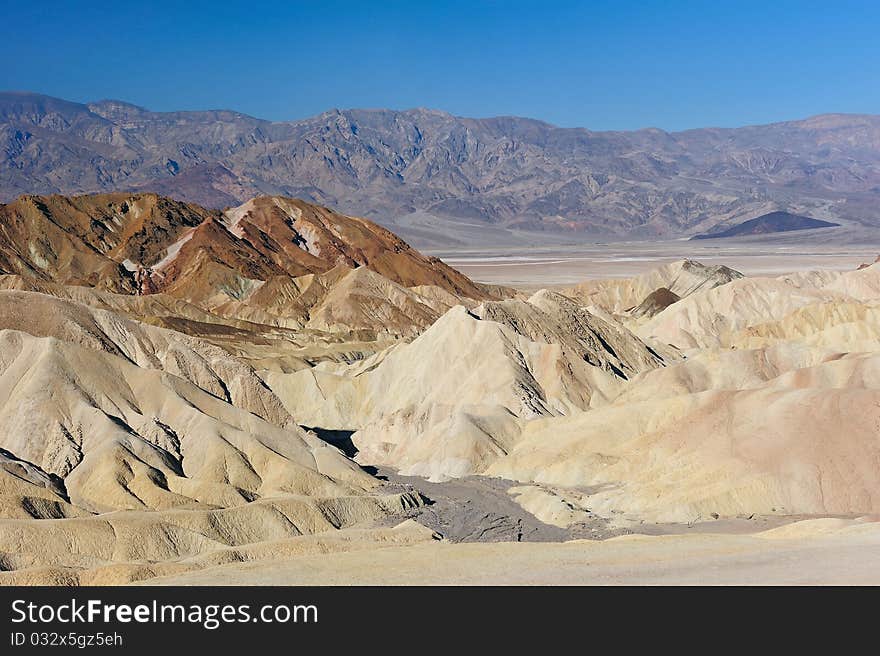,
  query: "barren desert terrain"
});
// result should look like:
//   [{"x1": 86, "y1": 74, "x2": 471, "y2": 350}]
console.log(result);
[
  {"x1": 2, "y1": 192, "x2": 880, "y2": 585},
  {"x1": 435, "y1": 240, "x2": 880, "y2": 288}
]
